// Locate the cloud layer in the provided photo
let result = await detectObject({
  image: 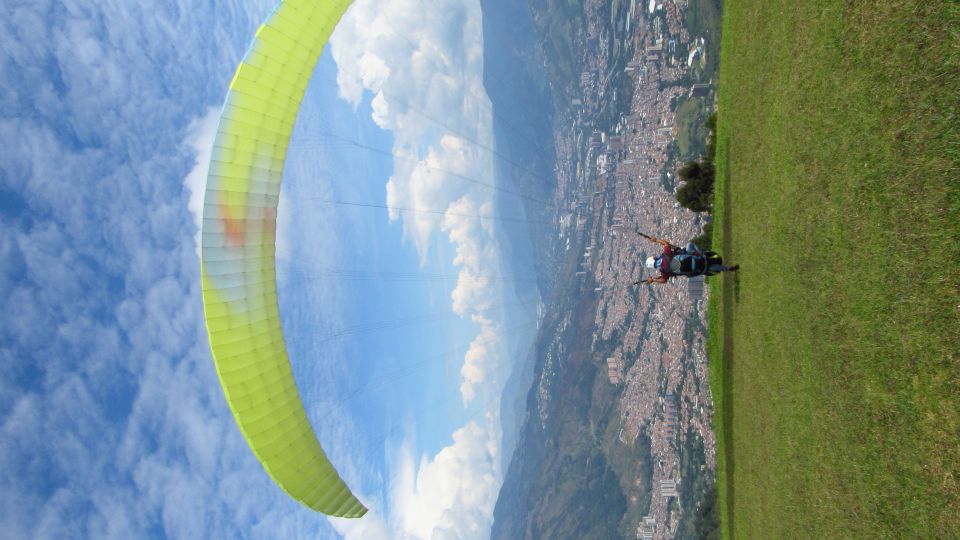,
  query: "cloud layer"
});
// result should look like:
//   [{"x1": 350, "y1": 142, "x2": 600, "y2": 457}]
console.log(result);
[{"x1": 0, "y1": 1, "x2": 350, "y2": 538}]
